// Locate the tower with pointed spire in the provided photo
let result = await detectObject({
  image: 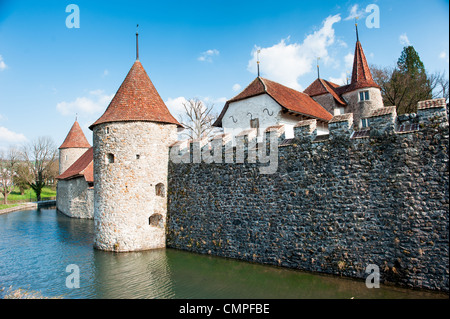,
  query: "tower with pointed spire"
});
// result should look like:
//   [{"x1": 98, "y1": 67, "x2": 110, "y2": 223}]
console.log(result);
[
  {"x1": 89, "y1": 31, "x2": 181, "y2": 252},
  {"x1": 58, "y1": 119, "x2": 91, "y2": 175},
  {"x1": 304, "y1": 24, "x2": 383, "y2": 128}
]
